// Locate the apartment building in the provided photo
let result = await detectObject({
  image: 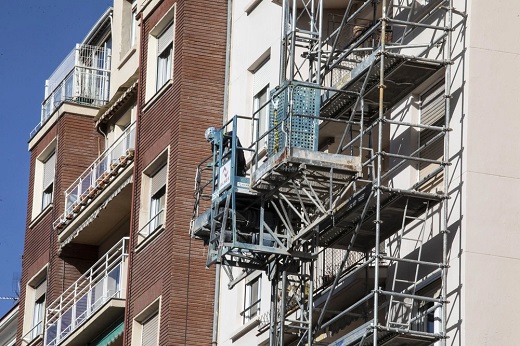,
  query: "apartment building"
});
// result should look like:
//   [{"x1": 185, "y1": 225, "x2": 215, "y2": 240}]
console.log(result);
[
  {"x1": 0, "y1": 304, "x2": 17, "y2": 346},
  {"x1": 191, "y1": 0, "x2": 520, "y2": 345},
  {"x1": 18, "y1": 1, "x2": 227, "y2": 345}
]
